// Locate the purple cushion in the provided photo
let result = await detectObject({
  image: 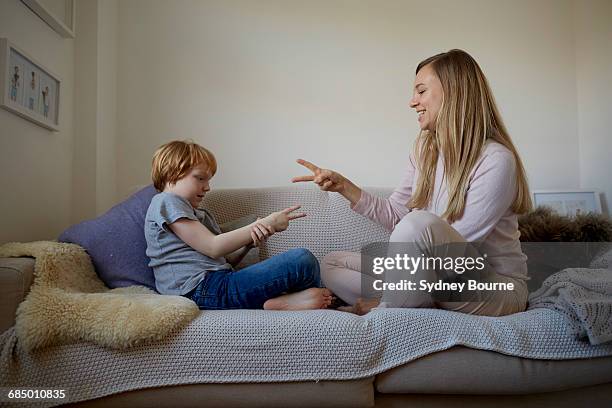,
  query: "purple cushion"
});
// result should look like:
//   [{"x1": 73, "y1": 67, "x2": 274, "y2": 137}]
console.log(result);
[{"x1": 59, "y1": 185, "x2": 158, "y2": 290}]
